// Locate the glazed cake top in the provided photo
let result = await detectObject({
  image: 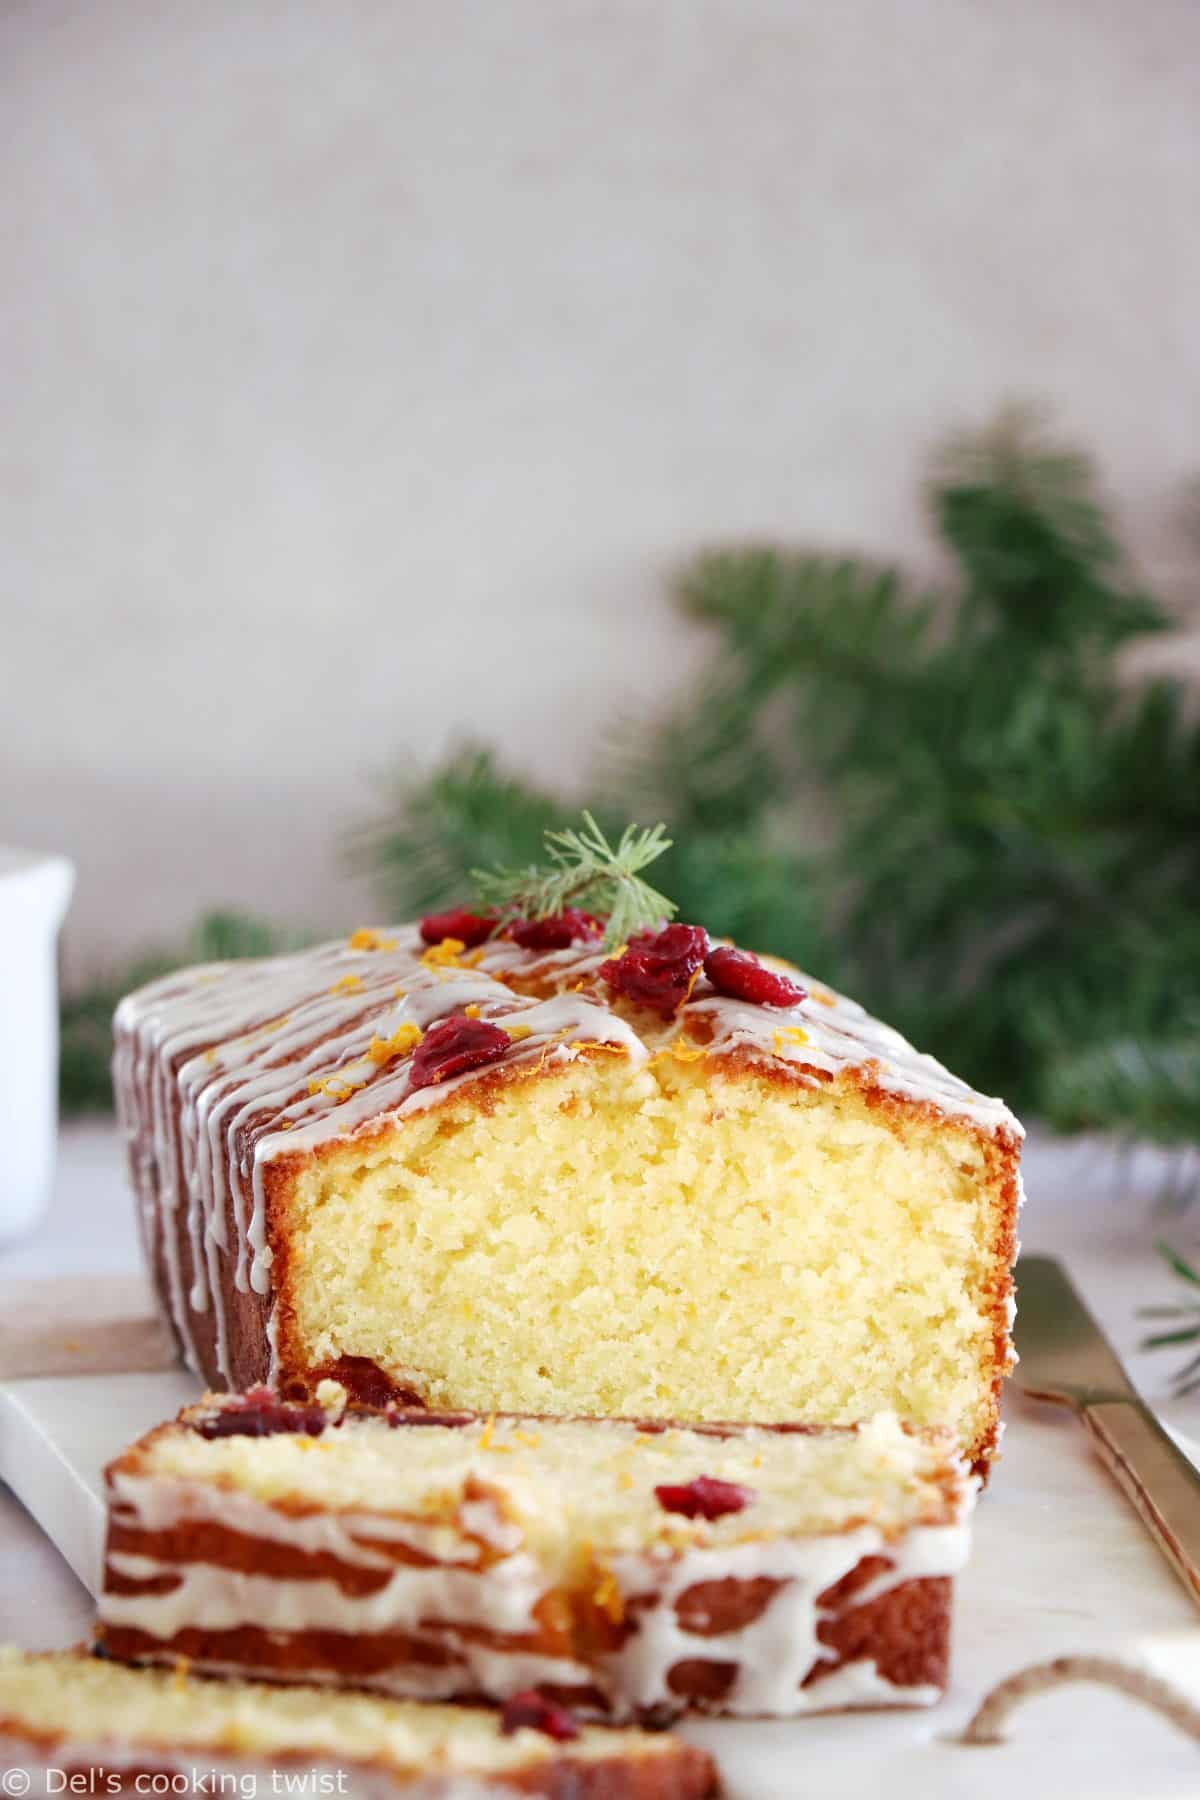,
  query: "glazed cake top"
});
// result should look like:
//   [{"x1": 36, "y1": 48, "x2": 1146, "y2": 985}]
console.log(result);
[
  {"x1": 115, "y1": 920, "x2": 1022, "y2": 1165},
  {"x1": 124, "y1": 1403, "x2": 971, "y2": 1559}
]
